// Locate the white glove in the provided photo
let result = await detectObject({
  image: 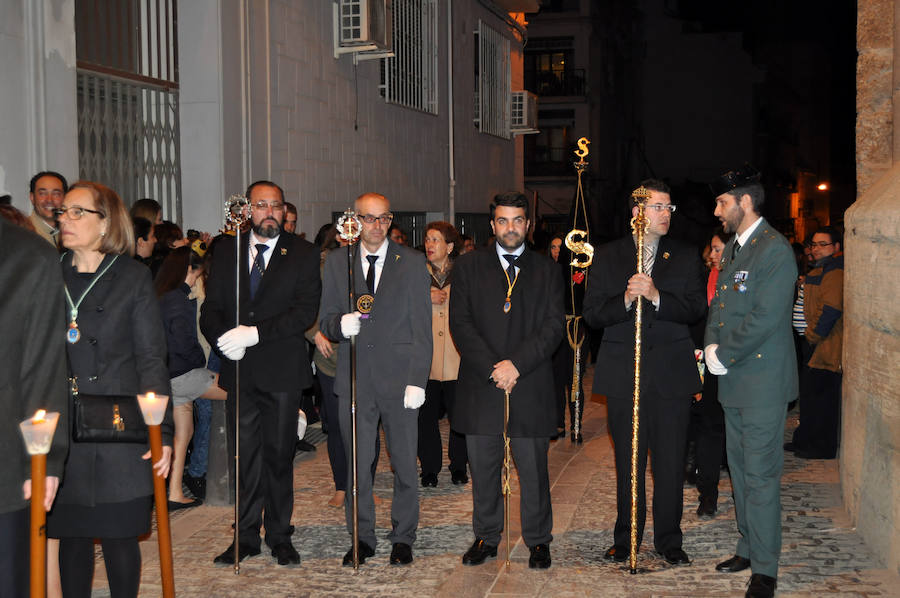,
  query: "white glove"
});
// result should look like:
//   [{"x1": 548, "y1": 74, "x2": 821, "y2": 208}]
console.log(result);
[
  {"x1": 218, "y1": 325, "x2": 259, "y2": 355},
  {"x1": 220, "y1": 345, "x2": 246, "y2": 361},
  {"x1": 403, "y1": 385, "x2": 426, "y2": 409},
  {"x1": 297, "y1": 409, "x2": 307, "y2": 440},
  {"x1": 340, "y1": 312, "x2": 362, "y2": 338},
  {"x1": 704, "y1": 344, "x2": 728, "y2": 375}
]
